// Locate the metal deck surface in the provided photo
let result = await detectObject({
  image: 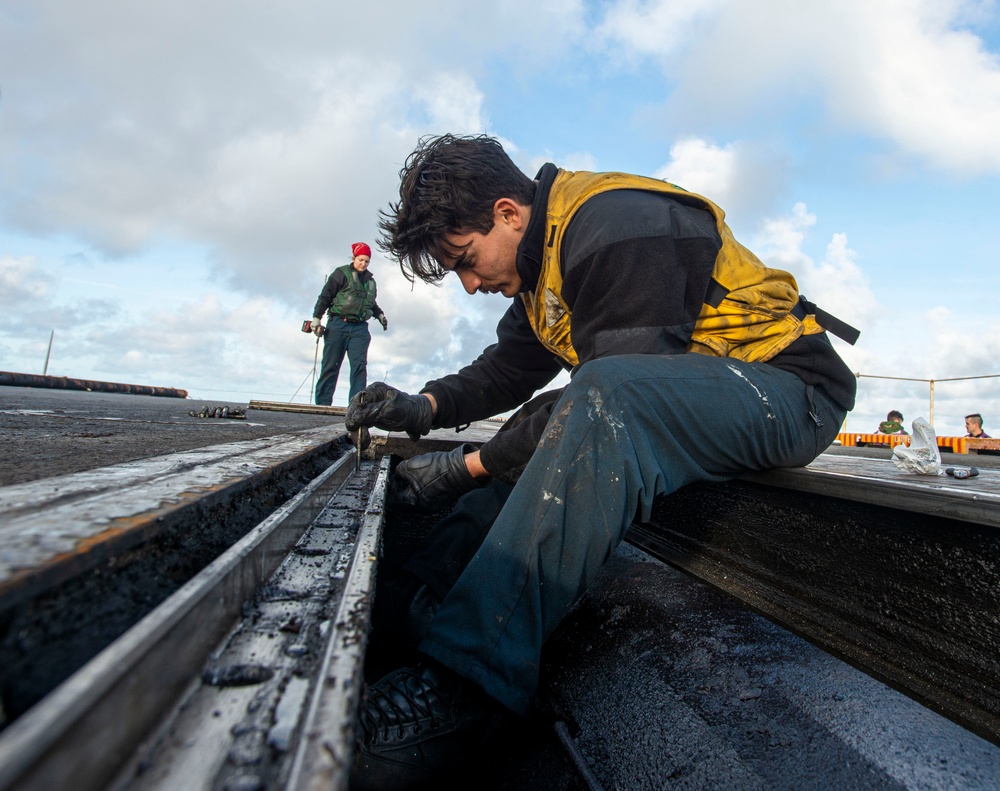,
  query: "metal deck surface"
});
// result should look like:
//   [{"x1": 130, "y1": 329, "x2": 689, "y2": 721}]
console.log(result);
[
  {"x1": 535, "y1": 543, "x2": 1000, "y2": 791},
  {"x1": 4, "y1": 387, "x2": 1000, "y2": 789},
  {"x1": 0, "y1": 386, "x2": 342, "y2": 486}
]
